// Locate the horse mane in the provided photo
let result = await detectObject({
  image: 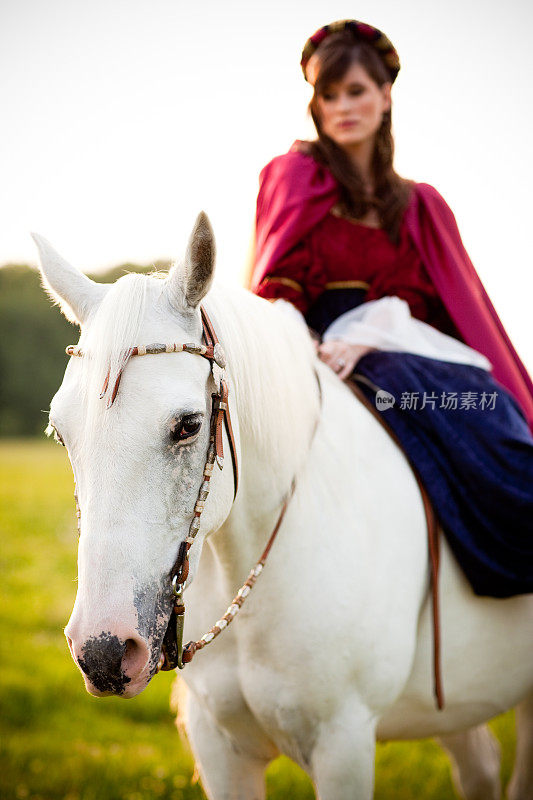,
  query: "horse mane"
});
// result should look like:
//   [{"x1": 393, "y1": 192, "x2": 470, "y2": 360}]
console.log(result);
[{"x1": 203, "y1": 283, "x2": 320, "y2": 476}]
